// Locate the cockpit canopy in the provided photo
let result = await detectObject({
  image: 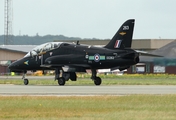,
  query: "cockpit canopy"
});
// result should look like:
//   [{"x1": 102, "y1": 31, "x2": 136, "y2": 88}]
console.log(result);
[{"x1": 24, "y1": 42, "x2": 63, "y2": 57}]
